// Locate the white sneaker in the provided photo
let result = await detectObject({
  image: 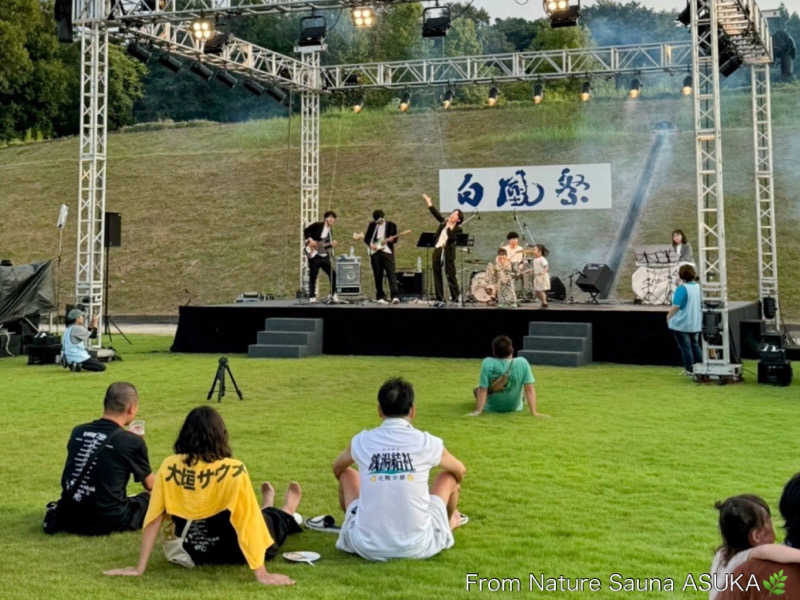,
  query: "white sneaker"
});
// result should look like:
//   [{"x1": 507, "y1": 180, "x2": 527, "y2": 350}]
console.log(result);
[
  {"x1": 391, "y1": 297, "x2": 400, "y2": 304},
  {"x1": 376, "y1": 298, "x2": 389, "y2": 305},
  {"x1": 309, "y1": 297, "x2": 317, "y2": 303},
  {"x1": 332, "y1": 294, "x2": 340, "y2": 303}
]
